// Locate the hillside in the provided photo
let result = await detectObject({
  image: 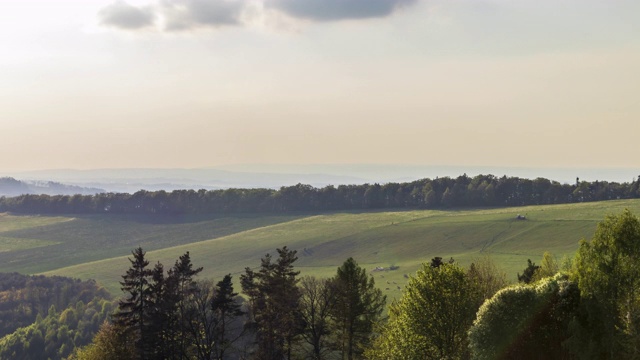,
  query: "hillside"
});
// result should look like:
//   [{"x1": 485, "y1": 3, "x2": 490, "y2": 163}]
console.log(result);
[
  {"x1": 8, "y1": 166, "x2": 640, "y2": 190},
  {"x1": 2, "y1": 199, "x2": 626, "y2": 297},
  {"x1": 0, "y1": 177, "x2": 104, "y2": 196},
  {"x1": 0, "y1": 213, "x2": 302, "y2": 274}
]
